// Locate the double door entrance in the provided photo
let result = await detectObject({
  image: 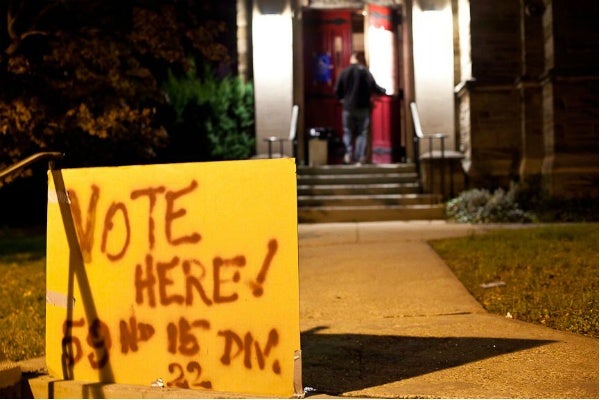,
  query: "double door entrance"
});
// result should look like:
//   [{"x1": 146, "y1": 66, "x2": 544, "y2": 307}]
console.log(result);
[{"x1": 302, "y1": 4, "x2": 409, "y2": 164}]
